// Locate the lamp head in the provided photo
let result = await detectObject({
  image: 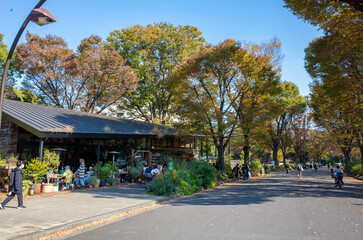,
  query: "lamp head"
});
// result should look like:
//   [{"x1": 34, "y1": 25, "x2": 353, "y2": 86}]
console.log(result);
[{"x1": 29, "y1": 8, "x2": 56, "y2": 26}]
